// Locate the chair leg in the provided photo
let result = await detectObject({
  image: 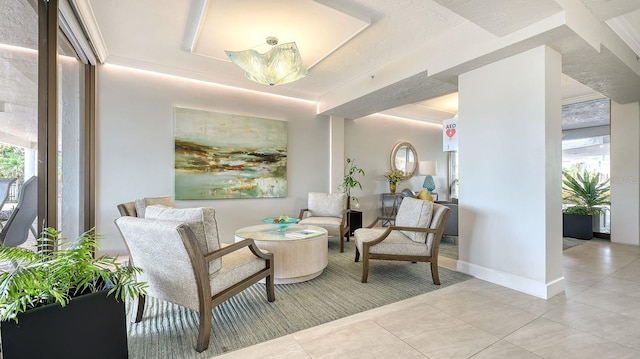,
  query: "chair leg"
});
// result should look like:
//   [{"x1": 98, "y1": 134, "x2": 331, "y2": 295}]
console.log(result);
[
  {"x1": 196, "y1": 308, "x2": 213, "y2": 352},
  {"x1": 134, "y1": 294, "x2": 146, "y2": 323},
  {"x1": 361, "y1": 256, "x2": 369, "y2": 283},
  {"x1": 266, "y1": 274, "x2": 276, "y2": 302},
  {"x1": 354, "y1": 247, "x2": 360, "y2": 262},
  {"x1": 340, "y1": 235, "x2": 344, "y2": 253},
  {"x1": 430, "y1": 262, "x2": 441, "y2": 285}
]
